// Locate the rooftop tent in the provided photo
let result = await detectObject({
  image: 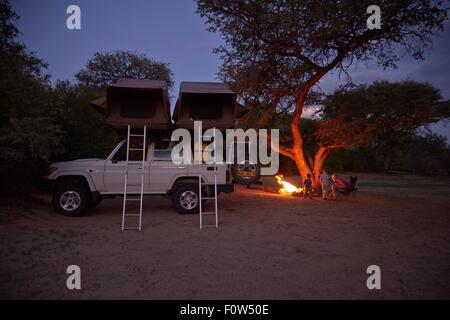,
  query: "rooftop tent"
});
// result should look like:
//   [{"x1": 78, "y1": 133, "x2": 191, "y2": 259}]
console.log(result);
[
  {"x1": 173, "y1": 82, "x2": 239, "y2": 130},
  {"x1": 104, "y1": 79, "x2": 171, "y2": 131}
]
